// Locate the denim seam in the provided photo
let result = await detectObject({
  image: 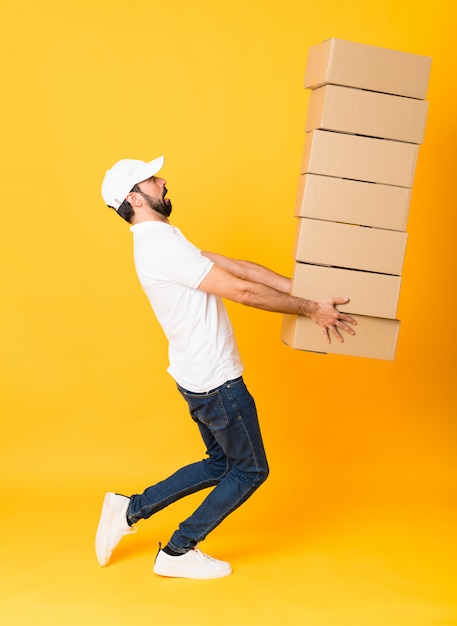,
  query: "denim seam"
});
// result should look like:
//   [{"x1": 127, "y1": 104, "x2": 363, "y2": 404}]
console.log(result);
[
  {"x1": 167, "y1": 484, "x2": 258, "y2": 552},
  {"x1": 224, "y1": 386, "x2": 263, "y2": 476},
  {"x1": 129, "y1": 475, "x2": 219, "y2": 523}
]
